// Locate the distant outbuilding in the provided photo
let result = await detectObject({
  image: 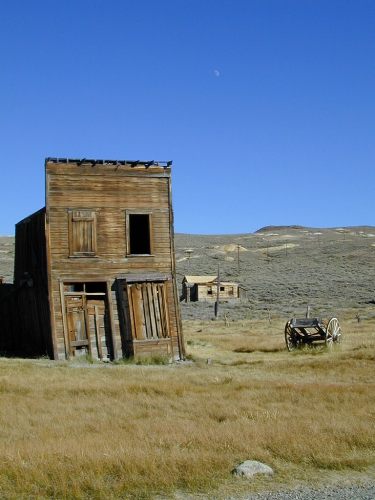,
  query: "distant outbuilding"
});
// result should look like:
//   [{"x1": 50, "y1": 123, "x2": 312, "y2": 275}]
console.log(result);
[{"x1": 182, "y1": 275, "x2": 240, "y2": 302}]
